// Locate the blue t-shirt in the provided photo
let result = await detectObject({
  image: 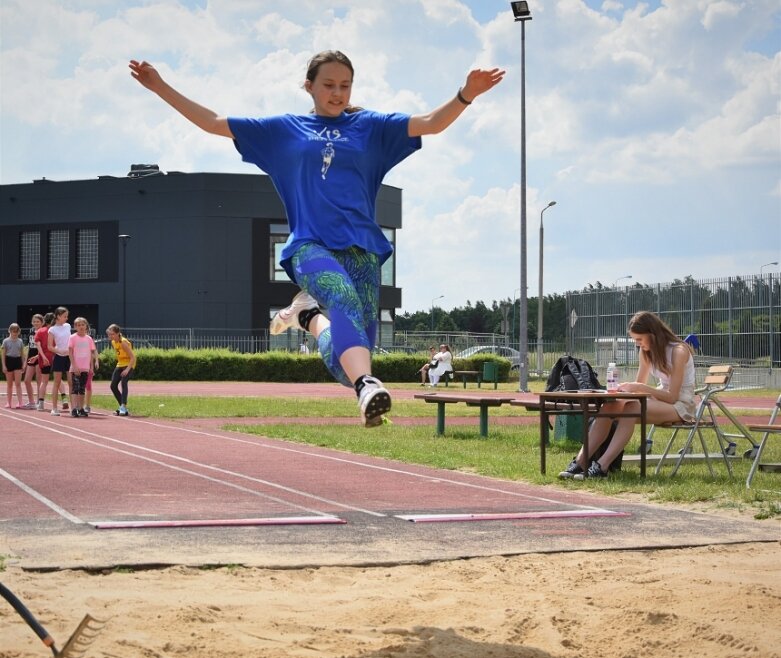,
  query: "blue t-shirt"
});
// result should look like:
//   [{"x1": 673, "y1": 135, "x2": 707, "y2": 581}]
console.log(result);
[{"x1": 228, "y1": 111, "x2": 421, "y2": 281}]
